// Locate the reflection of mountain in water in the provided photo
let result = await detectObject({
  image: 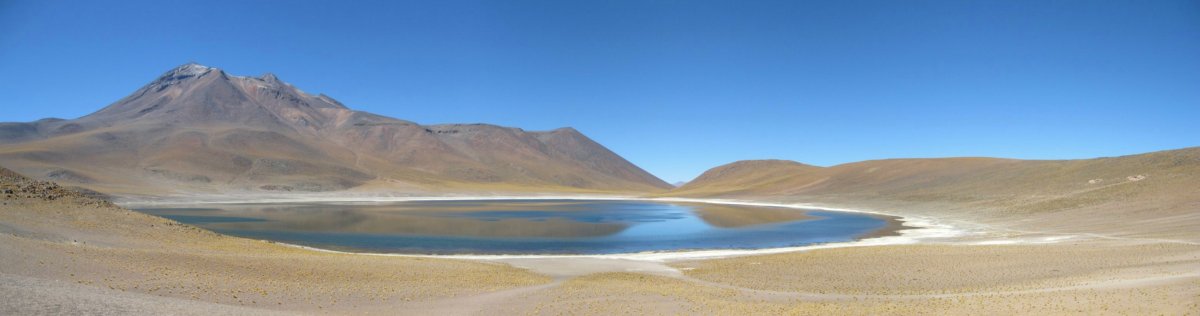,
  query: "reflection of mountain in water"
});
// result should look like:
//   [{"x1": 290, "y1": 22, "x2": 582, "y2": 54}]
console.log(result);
[{"x1": 136, "y1": 200, "x2": 896, "y2": 254}]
